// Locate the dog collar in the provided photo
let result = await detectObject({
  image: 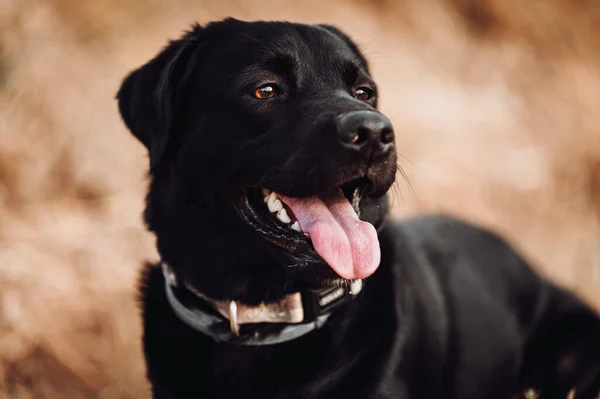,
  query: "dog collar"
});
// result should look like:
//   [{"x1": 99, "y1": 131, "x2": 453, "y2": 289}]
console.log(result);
[{"x1": 161, "y1": 262, "x2": 363, "y2": 345}]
